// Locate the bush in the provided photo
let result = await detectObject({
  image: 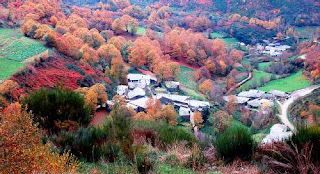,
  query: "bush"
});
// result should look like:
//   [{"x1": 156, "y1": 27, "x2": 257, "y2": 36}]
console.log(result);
[
  {"x1": 215, "y1": 126, "x2": 255, "y2": 162},
  {"x1": 157, "y1": 123, "x2": 197, "y2": 148},
  {"x1": 186, "y1": 143, "x2": 206, "y2": 170},
  {"x1": 135, "y1": 145, "x2": 158, "y2": 174},
  {"x1": 24, "y1": 85, "x2": 92, "y2": 133},
  {"x1": 288, "y1": 125, "x2": 320, "y2": 163}
]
